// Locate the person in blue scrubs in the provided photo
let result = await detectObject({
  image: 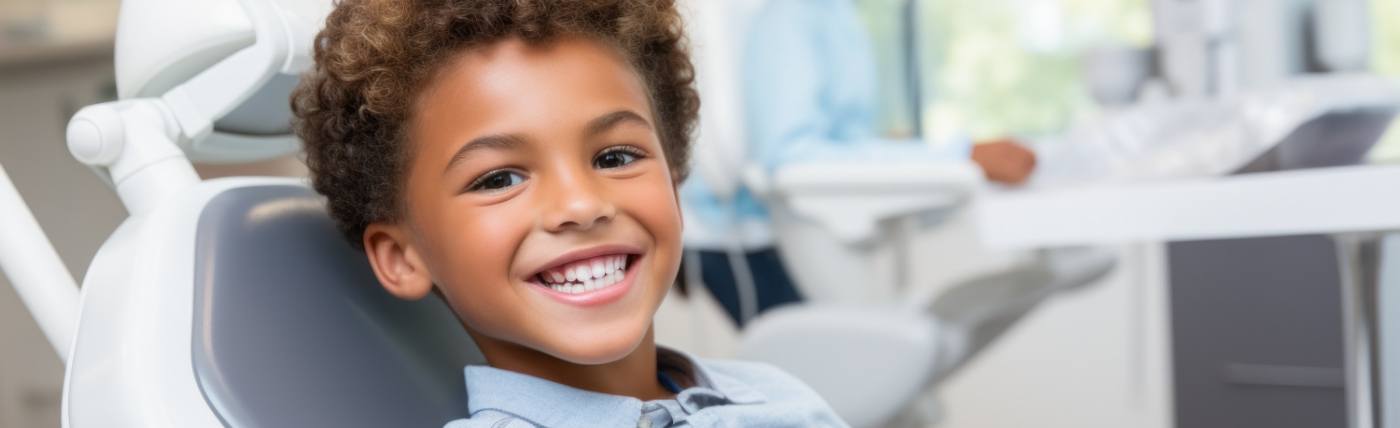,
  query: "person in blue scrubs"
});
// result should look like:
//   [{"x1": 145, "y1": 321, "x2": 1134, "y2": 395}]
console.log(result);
[{"x1": 680, "y1": 0, "x2": 1036, "y2": 327}]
